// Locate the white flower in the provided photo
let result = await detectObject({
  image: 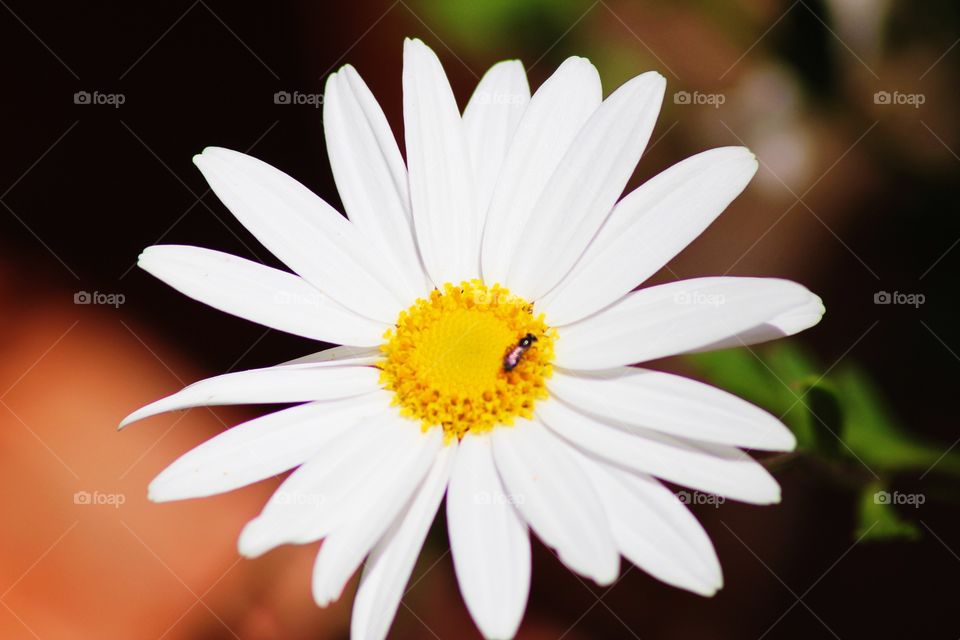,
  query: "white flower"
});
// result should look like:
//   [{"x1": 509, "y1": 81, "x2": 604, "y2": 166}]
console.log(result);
[{"x1": 122, "y1": 38, "x2": 824, "y2": 640}]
